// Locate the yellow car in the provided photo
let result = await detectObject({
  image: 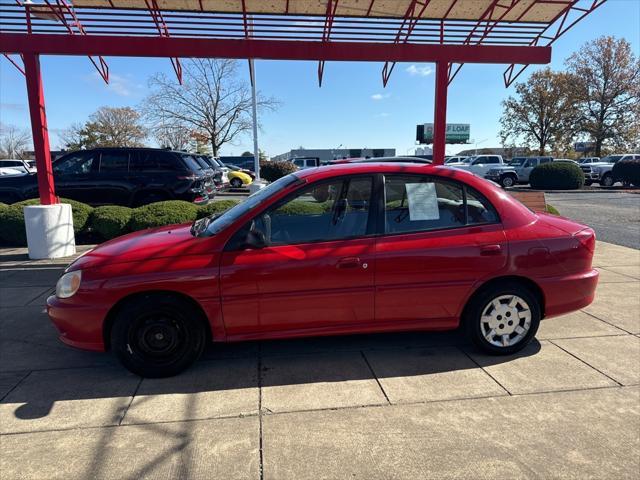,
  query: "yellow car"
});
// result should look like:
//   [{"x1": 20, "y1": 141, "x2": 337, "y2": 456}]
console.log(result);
[{"x1": 227, "y1": 169, "x2": 253, "y2": 188}]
